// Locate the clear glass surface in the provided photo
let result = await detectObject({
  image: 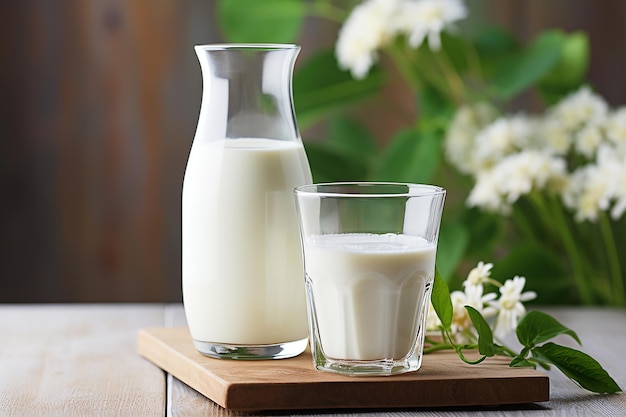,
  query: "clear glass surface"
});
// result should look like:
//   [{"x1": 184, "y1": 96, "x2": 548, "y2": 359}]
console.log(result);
[
  {"x1": 182, "y1": 44, "x2": 311, "y2": 360},
  {"x1": 294, "y1": 182, "x2": 446, "y2": 375}
]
